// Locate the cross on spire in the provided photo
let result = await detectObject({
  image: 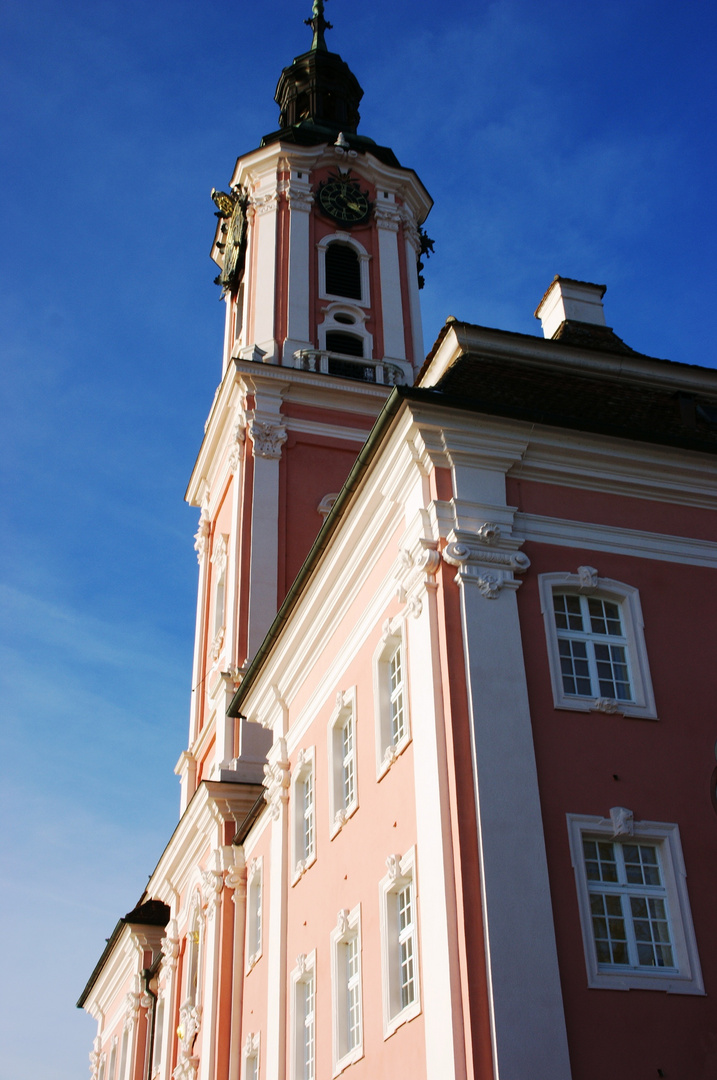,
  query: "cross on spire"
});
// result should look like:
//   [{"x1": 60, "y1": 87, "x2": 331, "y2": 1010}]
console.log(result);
[{"x1": 305, "y1": 0, "x2": 333, "y2": 52}]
